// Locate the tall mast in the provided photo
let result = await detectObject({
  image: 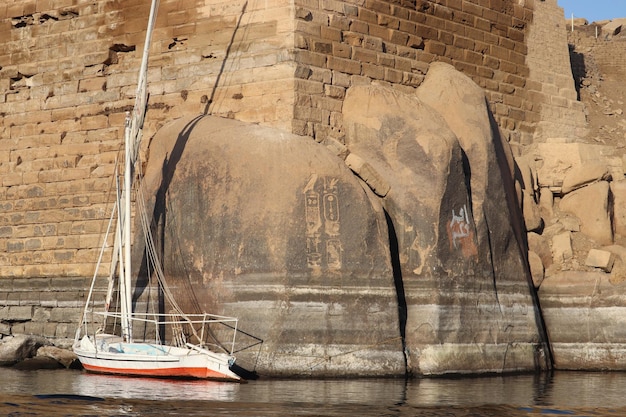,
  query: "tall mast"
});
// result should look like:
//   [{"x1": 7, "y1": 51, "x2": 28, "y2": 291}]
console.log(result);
[{"x1": 120, "y1": 0, "x2": 160, "y2": 343}]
